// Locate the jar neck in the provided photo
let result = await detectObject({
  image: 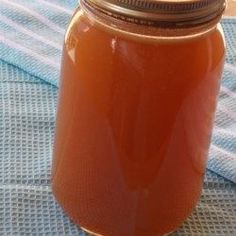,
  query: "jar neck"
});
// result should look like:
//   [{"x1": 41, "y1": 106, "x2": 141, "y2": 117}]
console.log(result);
[{"x1": 80, "y1": 1, "x2": 223, "y2": 39}]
